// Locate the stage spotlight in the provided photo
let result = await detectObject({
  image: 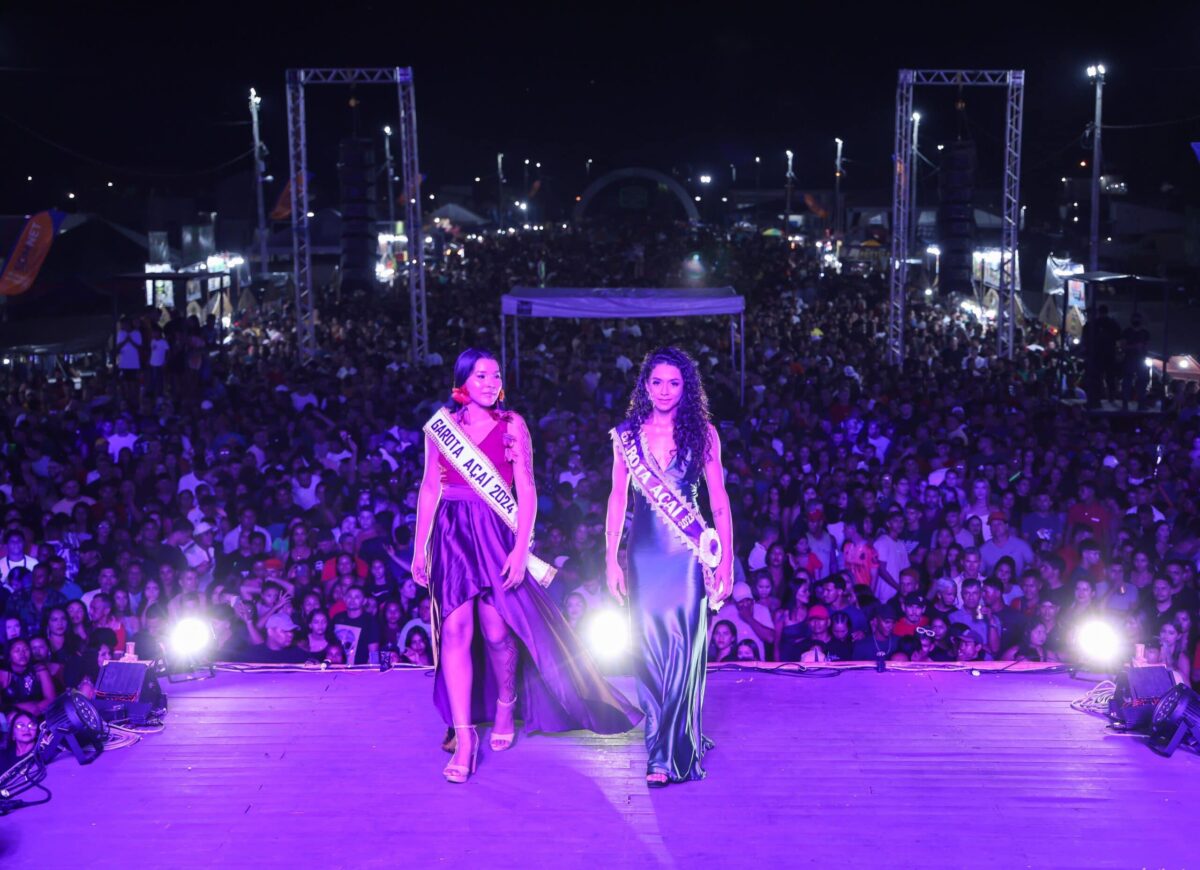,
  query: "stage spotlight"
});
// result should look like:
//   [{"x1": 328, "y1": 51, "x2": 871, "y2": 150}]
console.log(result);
[
  {"x1": 1075, "y1": 619, "x2": 1125, "y2": 668},
  {"x1": 170, "y1": 617, "x2": 213, "y2": 658},
  {"x1": 585, "y1": 608, "x2": 630, "y2": 663},
  {"x1": 1149, "y1": 683, "x2": 1200, "y2": 757},
  {"x1": 165, "y1": 617, "x2": 216, "y2": 683},
  {"x1": 39, "y1": 690, "x2": 108, "y2": 766}
]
